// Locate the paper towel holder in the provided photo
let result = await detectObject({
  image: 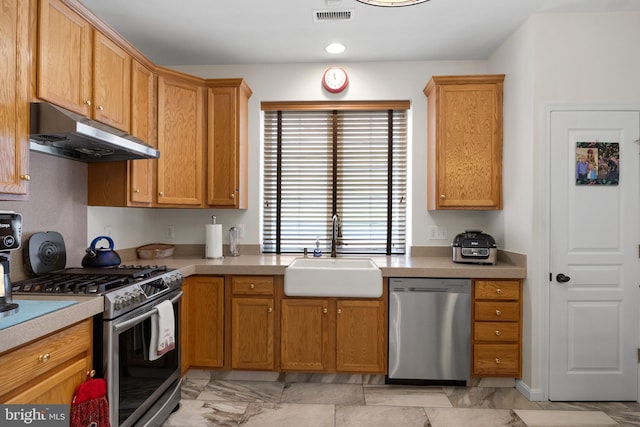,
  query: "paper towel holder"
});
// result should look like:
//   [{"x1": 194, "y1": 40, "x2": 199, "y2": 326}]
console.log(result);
[{"x1": 205, "y1": 215, "x2": 224, "y2": 260}]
